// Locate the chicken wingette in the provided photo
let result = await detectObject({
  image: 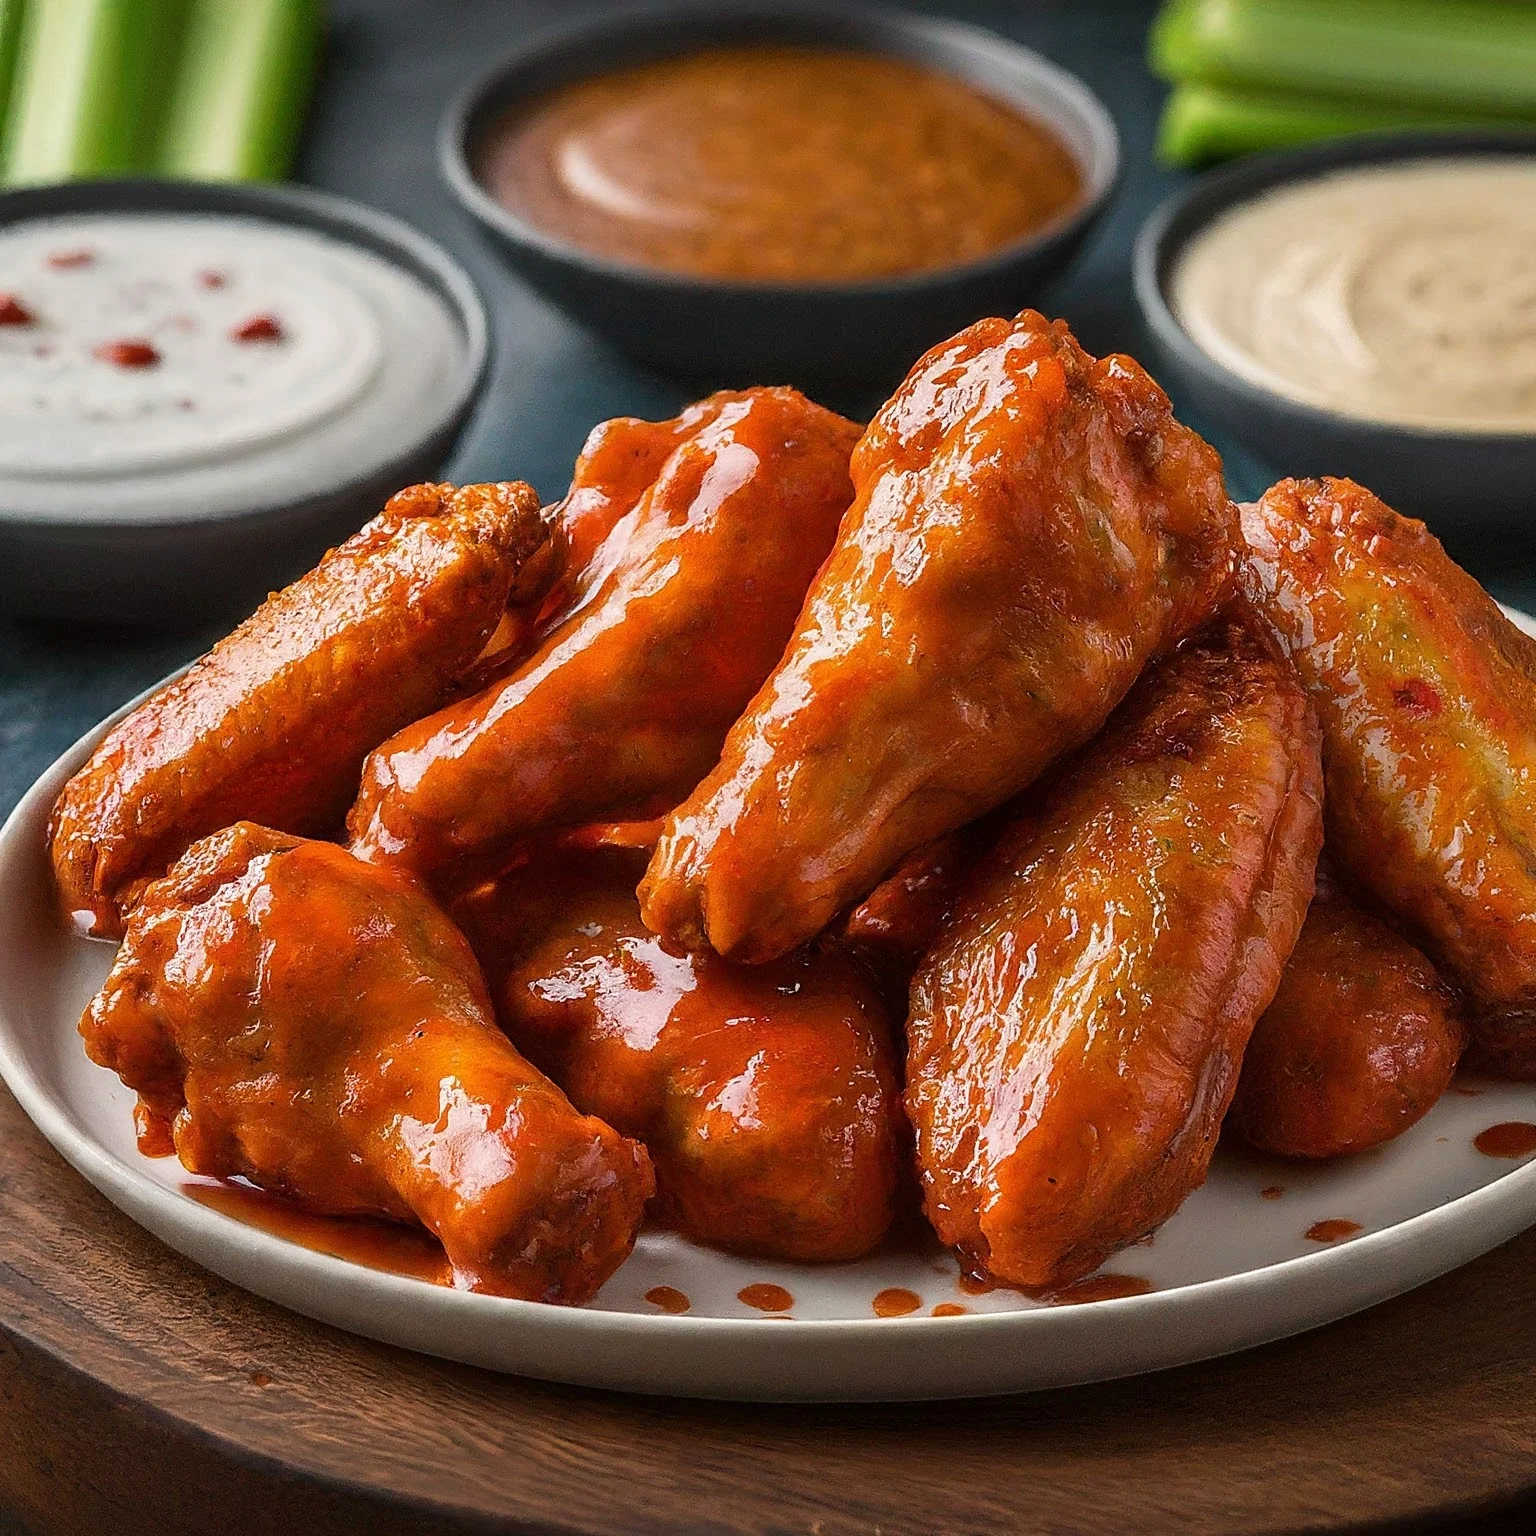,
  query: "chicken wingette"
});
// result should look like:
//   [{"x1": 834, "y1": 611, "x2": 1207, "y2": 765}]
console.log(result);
[{"x1": 641, "y1": 311, "x2": 1237, "y2": 963}]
